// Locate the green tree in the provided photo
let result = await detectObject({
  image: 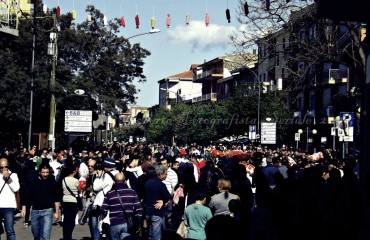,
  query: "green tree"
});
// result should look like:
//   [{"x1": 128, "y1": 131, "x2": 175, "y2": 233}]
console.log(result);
[
  {"x1": 114, "y1": 124, "x2": 145, "y2": 142},
  {"x1": 0, "y1": 3, "x2": 150, "y2": 148},
  {"x1": 146, "y1": 107, "x2": 175, "y2": 144}
]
